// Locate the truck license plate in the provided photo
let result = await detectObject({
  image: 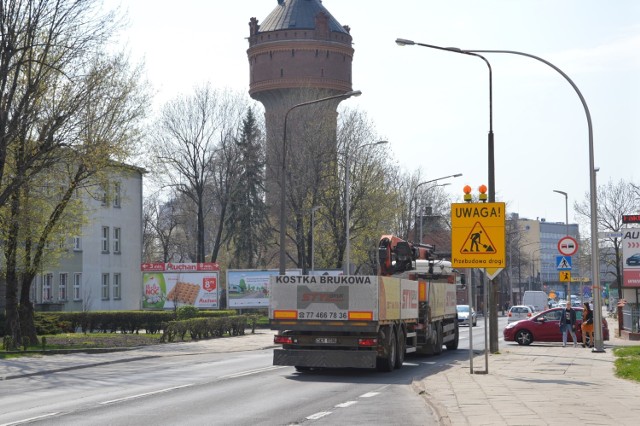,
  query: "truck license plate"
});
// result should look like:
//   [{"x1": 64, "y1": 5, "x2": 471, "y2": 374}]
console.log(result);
[{"x1": 315, "y1": 337, "x2": 337, "y2": 344}]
